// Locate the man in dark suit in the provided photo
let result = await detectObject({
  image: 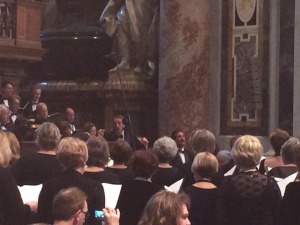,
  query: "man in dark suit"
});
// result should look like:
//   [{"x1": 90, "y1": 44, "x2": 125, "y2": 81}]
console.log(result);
[
  {"x1": 103, "y1": 114, "x2": 148, "y2": 151},
  {"x1": 0, "y1": 80, "x2": 14, "y2": 107},
  {"x1": 104, "y1": 114, "x2": 126, "y2": 142},
  {"x1": 34, "y1": 102, "x2": 49, "y2": 124},
  {"x1": 22, "y1": 85, "x2": 42, "y2": 119},
  {"x1": 64, "y1": 107, "x2": 77, "y2": 134},
  {"x1": 8, "y1": 95, "x2": 22, "y2": 124},
  {"x1": 170, "y1": 129, "x2": 193, "y2": 170}
]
